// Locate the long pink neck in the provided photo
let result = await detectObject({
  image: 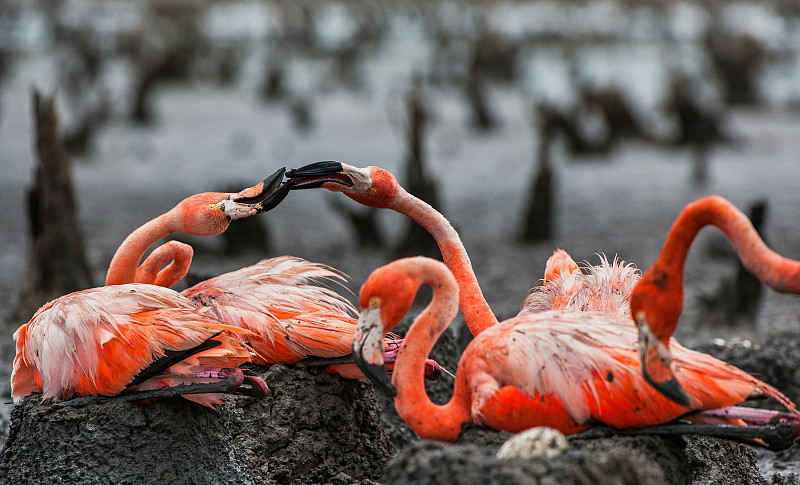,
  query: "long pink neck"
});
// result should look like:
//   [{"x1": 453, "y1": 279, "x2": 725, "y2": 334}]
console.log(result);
[
  {"x1": 391, "y1": 263, "x2": 473, "y2": 442},
  {"x1": 106, "y1": 211, "x2": 179, "y2": 285},
  {"x1": 390, "y1": 188, "x2": 498, "y2": 335},
  {"x1": 653, "y1": 196, "x2": 800, "y2": 294},
  {"x1": 134, "y1": 241, "x2": 193, "y2": 287}
]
